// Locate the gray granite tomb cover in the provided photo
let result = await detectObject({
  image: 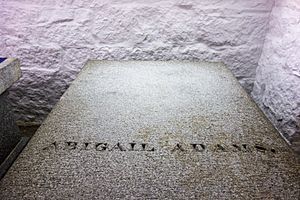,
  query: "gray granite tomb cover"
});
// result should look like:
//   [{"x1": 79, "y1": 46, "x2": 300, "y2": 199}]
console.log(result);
[{"x1": 0, "y1": 61, "x2": 299, "y2": 199}]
